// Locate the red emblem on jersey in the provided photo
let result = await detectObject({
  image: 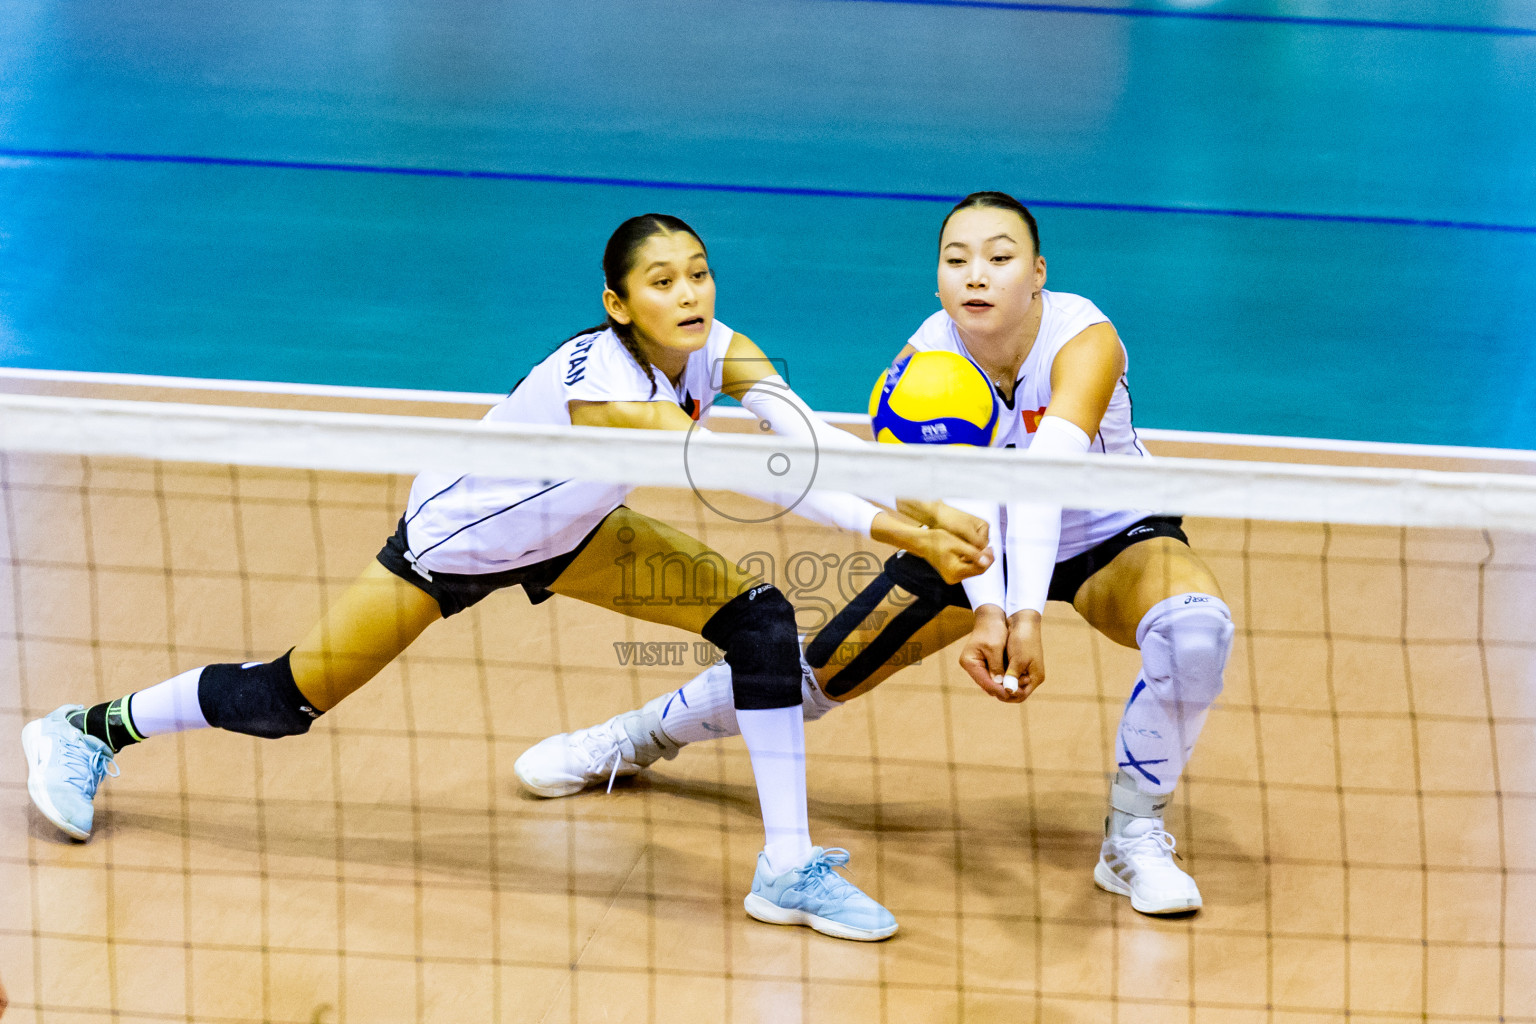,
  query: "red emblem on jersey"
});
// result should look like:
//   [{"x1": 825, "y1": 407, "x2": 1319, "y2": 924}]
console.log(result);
[
  {"x1": 680, "y1": 394, "x2": 701, "y2": 421},
  {"x1": 1021, "y1": 407, "x2": 1049, "y2": 433}
]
